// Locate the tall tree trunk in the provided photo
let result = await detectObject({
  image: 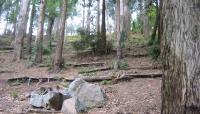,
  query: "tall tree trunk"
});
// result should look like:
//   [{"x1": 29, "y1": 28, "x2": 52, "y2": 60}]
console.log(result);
[
  {"x1": 82, "y1": 0, "x2": 86, "y2": 28},
  {"x1": 96, "y1": 0, "x2": 100, "y2": 36},
  {"x1": 101, "y1": 0, "x2": 106, "y2": 53},
  {"x1": 86, "y1": 0, "x2": 91, "y2": 32},
  {"x1": 116, "y1": 0, "x2": 121, "y2": 59},
  {"x1": 124, "y1": 0, "x2": 130, "y2": 38},
  {"x1": 150, "y1": 0, "x2": 159, "y2": 45},
  {"x1": 161, "y1": 0, "x2": 200, "y2": 113},
  {"x1": 143, "y1": 0, "x2": 150, "y2": 39},
  {"x1": 53, "y1": 0, "x2": 68, "y2": 72},
  {"x1": 13, "y1": 0, "x2": 30, "y2": 61},
  {"x1": 34, "y1": 0, "x2": 46, "y2": 63},
  {"x1": 27, "y1": 0, "x2": 36, "y2": 54},
  {"x1": 47, "y1": 17, "x2": 55, "y2": 49}
]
